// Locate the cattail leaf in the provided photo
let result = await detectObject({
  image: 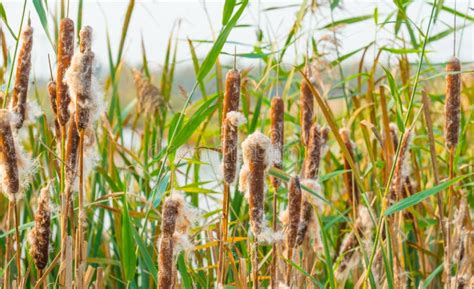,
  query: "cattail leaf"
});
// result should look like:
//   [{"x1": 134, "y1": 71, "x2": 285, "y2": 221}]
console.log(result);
[
  {"x1": 385, "y1": 174, "x2": 470, "y2": 216},
  {"x1": 322, "y1": 14, "x2": 372, "y2": 29},
  {"x1": 169, "y1": 96, "x2": 218, "y2": 152},
  {"x1": 177, "y1": 253, "x2": 193, "y2": 289},
  {"x1": 420, "y1": 264, "x2": 443, "y2": 289},
  {"x1": 187, "y1": 38, "x2": 207, "y2": 98},
  {"x1": 317, "y1": 213, "x2": 336, "y2": 289},
  {"x1": 0, "y1": 3, "x2": 16, "y2": 40},
  {"x1": 330, "y1": 44, "x2": 369, "y2": 67},
  {"x1": 121, "y1": 198, "x2": 137, "y2": 281},
  {"x1": 222, "y1": 0, "x2": 236, "y2": 25},
  {"x1": 282, "y1": 257, "x2": 324, "y2": 288},
  {"x1": 381, "y1": 47, "x2": 423, "y2": 54},
  {"x1": 381, "y1": 65, "x2": 405, "y2": 131},
  {"x1": 32, "y1": 0, "x2": 54, "y2": 48},
  {"x1": 197, "y1": 0, "x2": 248, "y2": 82},
  {"x1": 130, "y1": 223, "x2": 157, "y2": 282}
]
